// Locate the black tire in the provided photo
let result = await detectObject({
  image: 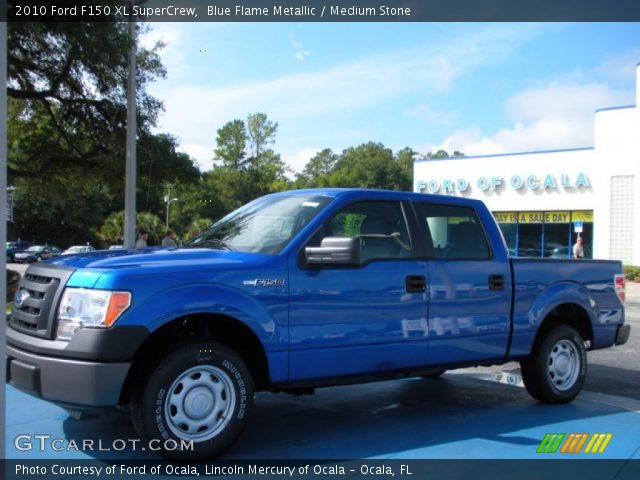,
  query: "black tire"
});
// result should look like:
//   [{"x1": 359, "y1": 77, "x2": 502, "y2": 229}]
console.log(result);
[
  {"x1": 520, "y1": 325, "x2": 587, "y2": 404},
  {"x1": 36, "y1": 256, "x2": 42, "y2": 262},
  {"x1": 421, "y1": 369, "x2": 447, "y2": 379},
  {"x1": 131, "y1": 341, "x2": 254, "y2": 460}
]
